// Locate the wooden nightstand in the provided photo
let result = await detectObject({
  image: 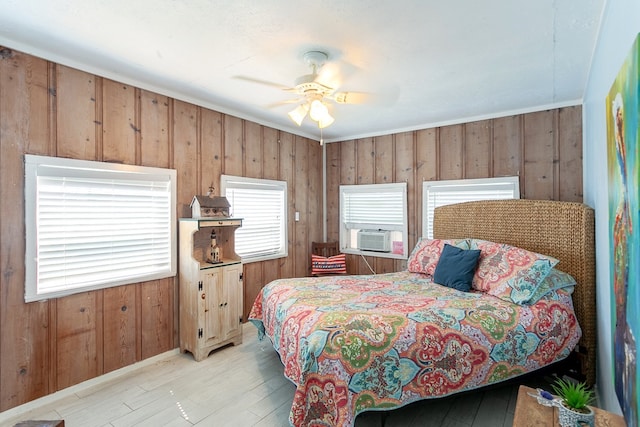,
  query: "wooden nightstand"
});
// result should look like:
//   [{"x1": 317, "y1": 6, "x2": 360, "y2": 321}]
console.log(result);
[{"x1": 513, "y1": 385, "x2": 626, "y2": 426}]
